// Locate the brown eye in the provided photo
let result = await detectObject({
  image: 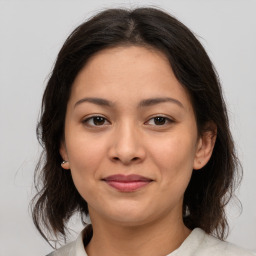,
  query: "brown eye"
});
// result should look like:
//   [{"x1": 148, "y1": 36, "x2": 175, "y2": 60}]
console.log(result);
[
  {"x1": 154, "y1": 117, "x2": 166, "y2": 125},
  {"x1": 146, "y1": 116, "x2": 174, "y2": 126},
  {"x1": 92, "y1": 116, "x2": 105, "y2": 125},
  {"x1": 83, "y1": 116, "x2": 110, "y2": 127}
]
